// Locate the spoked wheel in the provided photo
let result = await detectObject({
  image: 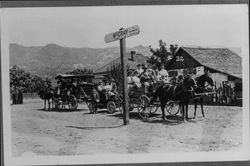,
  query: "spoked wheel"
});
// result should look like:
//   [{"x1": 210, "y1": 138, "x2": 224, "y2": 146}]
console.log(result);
[
  {"x1": 166, "y1": 100, "x2": 180, "y2": 115},
  {"x1": 107, "y1": 101, "x2": 116, "y2": 114},
  {"x1": 68, "y1": 95, "x2": 78, "y2": 110},
  {"x1": 149, "y1": 105, "x2": 159, "y2": 114},
  {"x1": 137, "y1": 95, "x2": 151, "y2": 120},
  {"x1": 87, "y1": 101, "x2": 97, "y2": 114},
  {"x1": 149, "y1": 98, "x2": 160, "y2": 114}
]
